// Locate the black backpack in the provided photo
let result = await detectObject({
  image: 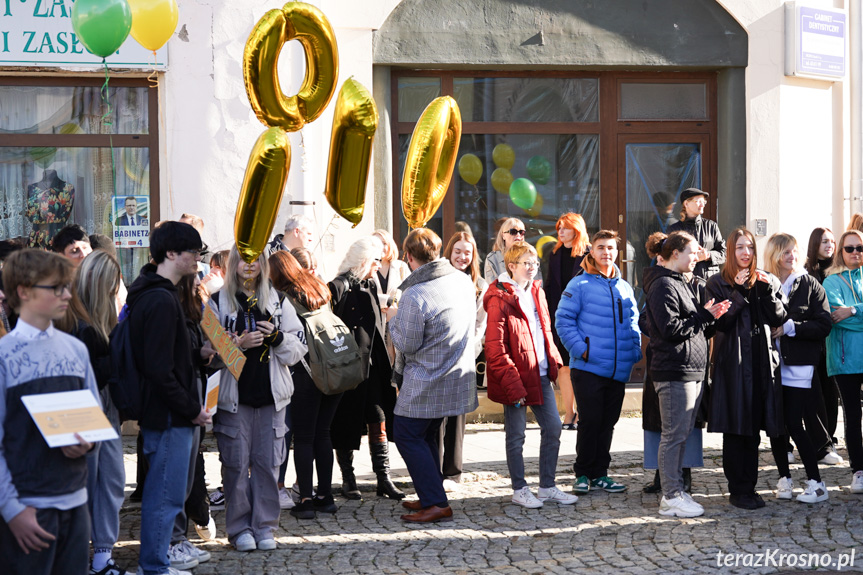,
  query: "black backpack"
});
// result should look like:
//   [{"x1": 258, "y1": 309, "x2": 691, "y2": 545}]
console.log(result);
[{"x1": 108, "y1": 288, "x2": 168, "y2": 422}]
